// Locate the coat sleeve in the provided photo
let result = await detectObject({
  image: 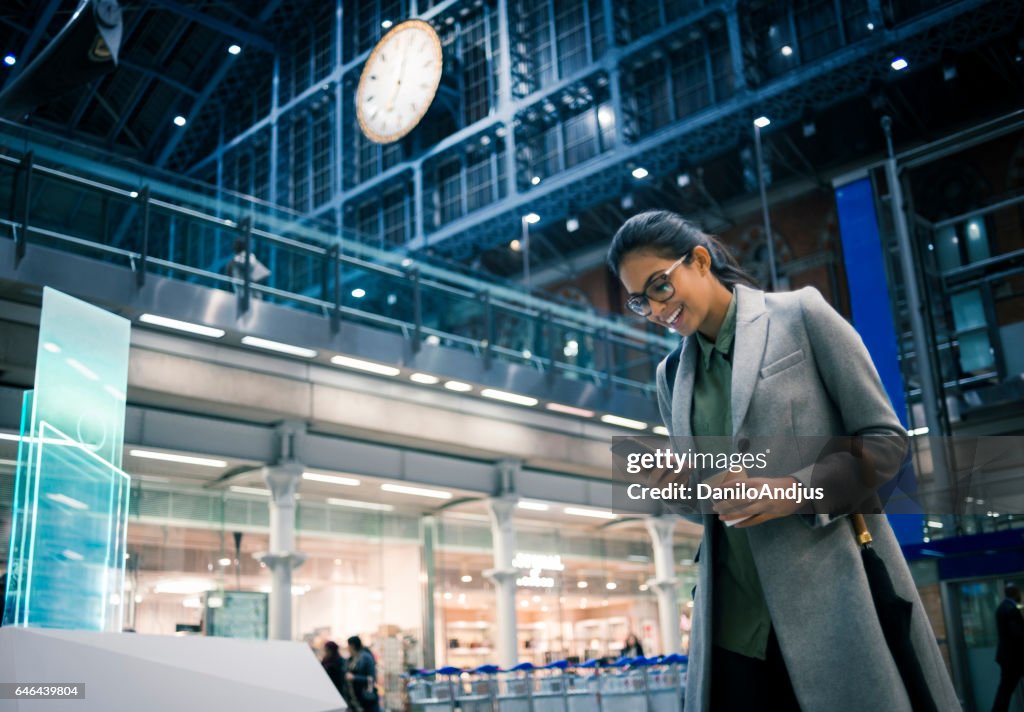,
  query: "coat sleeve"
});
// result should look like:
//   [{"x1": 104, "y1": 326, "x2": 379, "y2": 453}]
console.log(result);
[{"x1": 789, "y1": 287, "x2": 909, "y2": 526}]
